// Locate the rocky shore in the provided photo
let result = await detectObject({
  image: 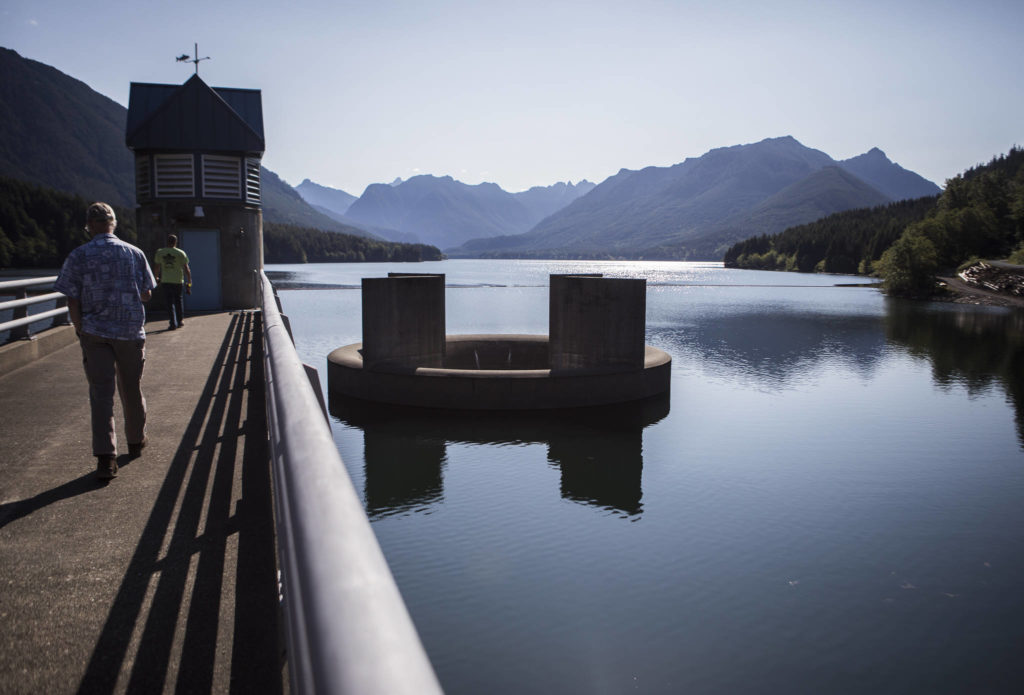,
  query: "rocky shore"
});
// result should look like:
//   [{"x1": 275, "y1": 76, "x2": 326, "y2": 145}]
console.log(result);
[{"x1": 937, "y1": 260, "x2": 1024, "y2": 308}]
